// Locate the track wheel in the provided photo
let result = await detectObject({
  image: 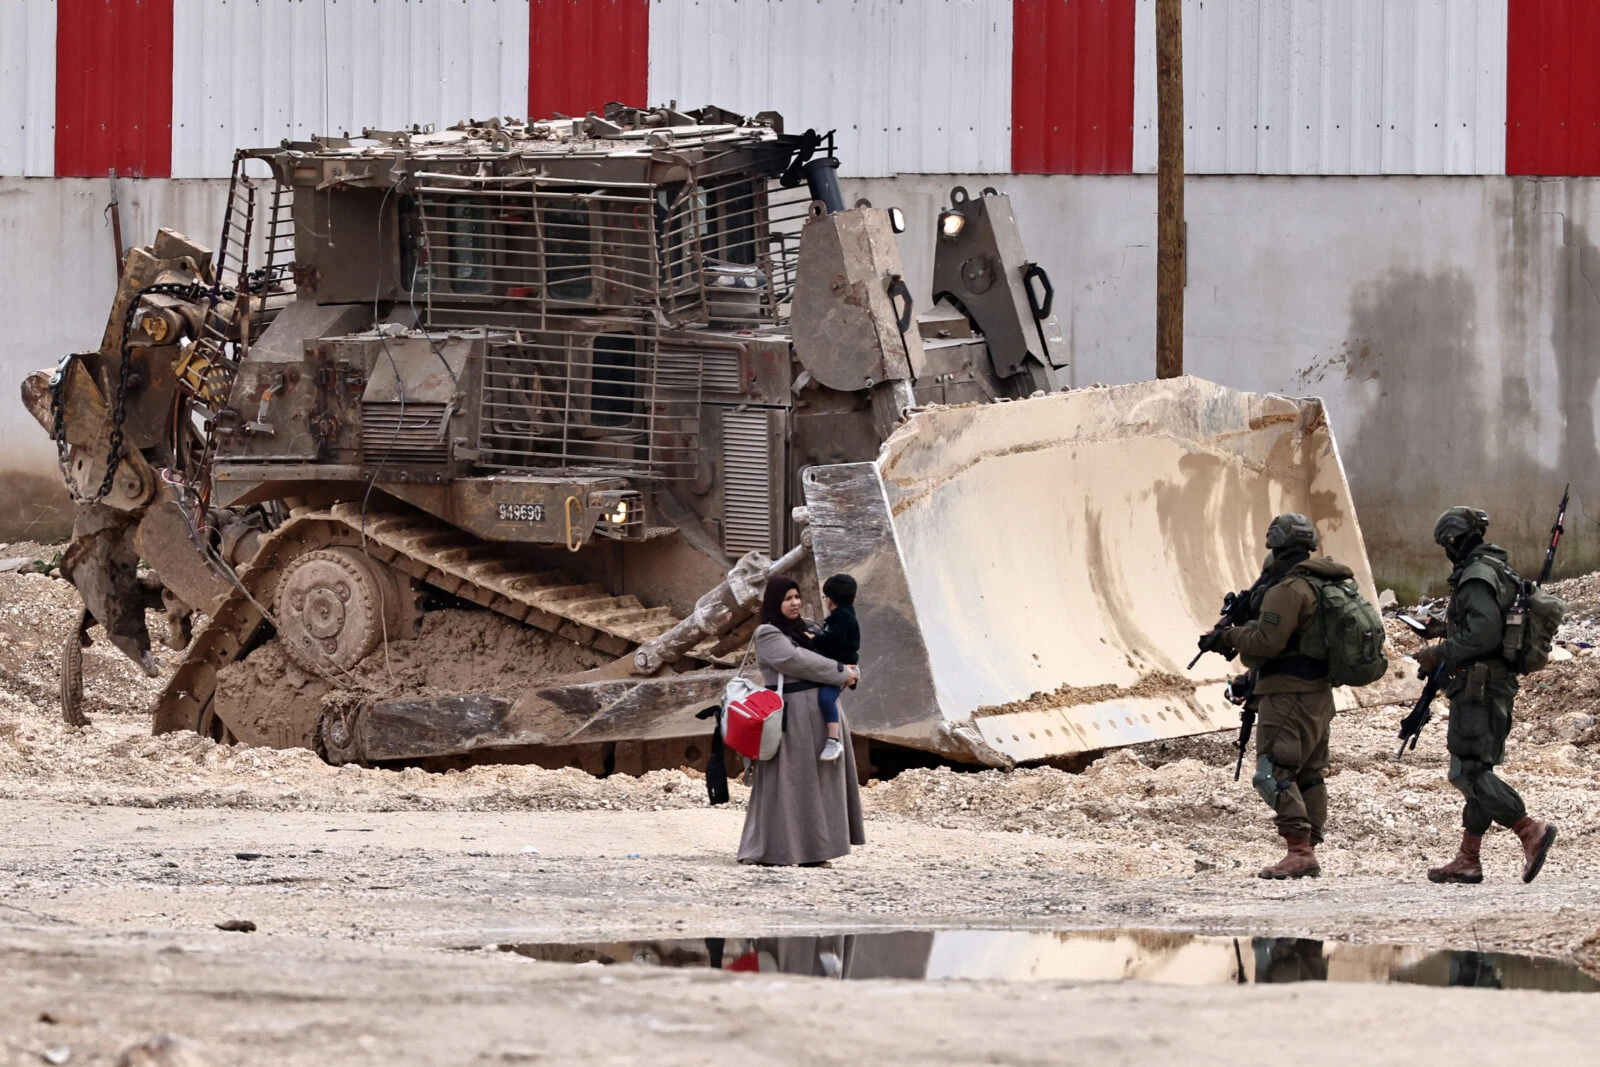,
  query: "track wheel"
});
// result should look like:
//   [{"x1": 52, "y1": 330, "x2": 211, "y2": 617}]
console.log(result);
[{"x1": 275, "y1": 547, "x2": 390, "y2": 673}]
